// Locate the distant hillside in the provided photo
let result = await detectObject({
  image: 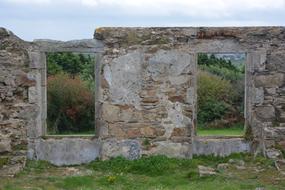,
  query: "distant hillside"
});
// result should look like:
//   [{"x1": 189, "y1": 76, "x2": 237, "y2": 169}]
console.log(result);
[{"x1": 208, "y1": 53, "x2": 246, "y2": 68}]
